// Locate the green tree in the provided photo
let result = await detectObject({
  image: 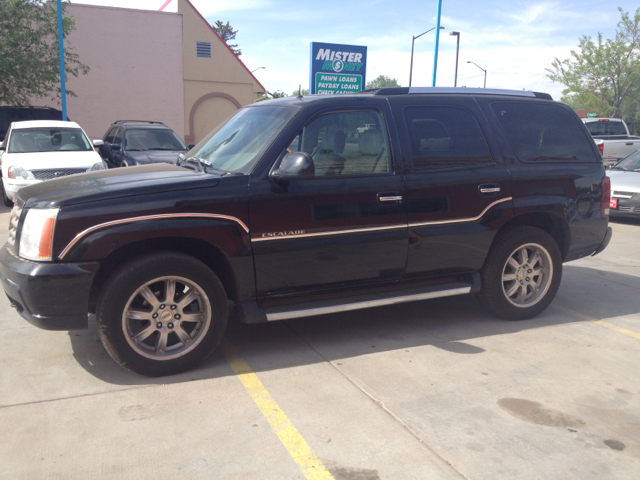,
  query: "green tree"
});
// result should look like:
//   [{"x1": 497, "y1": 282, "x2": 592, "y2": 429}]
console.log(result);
[
  {"x1": 256, "y1": 90, "x2": 288, "y2": 102},
  {"x1": 0, "y1": 0, "x2": 89, "y2": 106},
  {"x1": 212, "y1": 20, "x2": 241, "y2": 57},
  {"x1": 547, "y1": 7, "x2": 640, "y2": 118},
  {"x1": 366, "y1": 75, "x2": 401, "y2": 89}
]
